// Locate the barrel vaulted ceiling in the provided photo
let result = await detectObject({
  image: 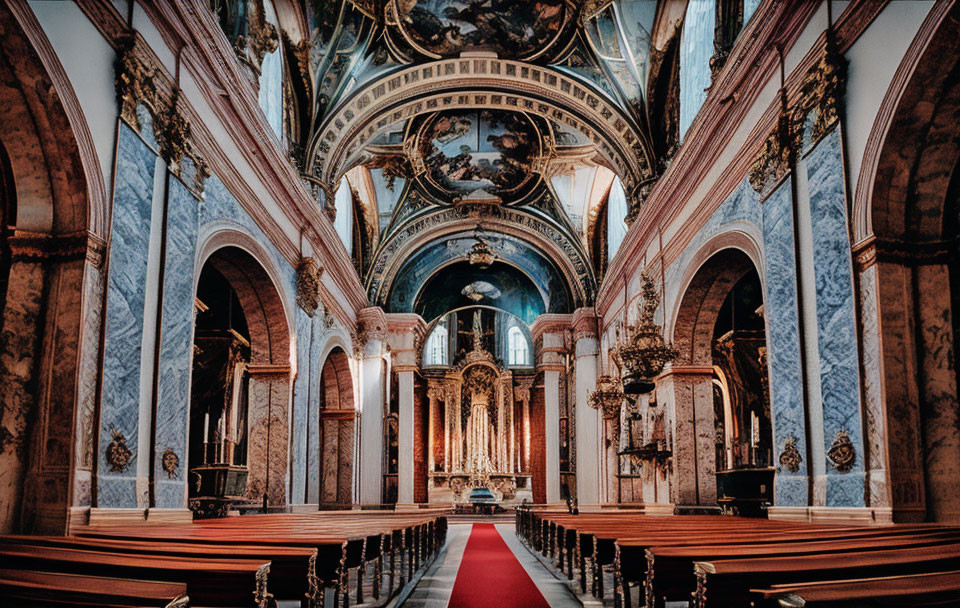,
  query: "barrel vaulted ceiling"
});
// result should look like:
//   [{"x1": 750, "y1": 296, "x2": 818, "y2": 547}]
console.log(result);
[{"x1": 281, "y1": 0, "x2": 680, "y2": 319}]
